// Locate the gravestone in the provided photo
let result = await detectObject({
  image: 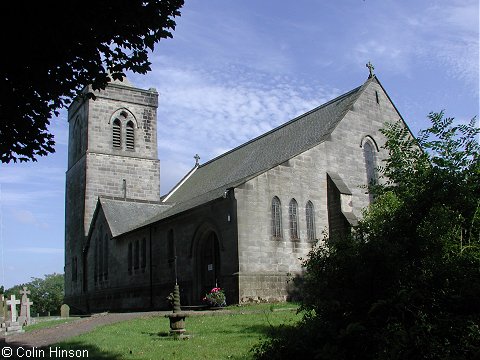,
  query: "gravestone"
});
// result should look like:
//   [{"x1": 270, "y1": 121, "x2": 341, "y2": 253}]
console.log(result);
[
  {"x1": 60, "y1": 304, "x2": 70, "y2": 318},
  {"x1": 18, "y1": 287, "x2": 33, "y2": 325},
  {"x1": 0, "y1": 294, "x2": 4, "y2": 323},
  {"x1": 5, "y1": 295, "x2": 24, "y2": 334},
  {"x1": 6, "y1": 295, "x2": 20, "y2": 323}
]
